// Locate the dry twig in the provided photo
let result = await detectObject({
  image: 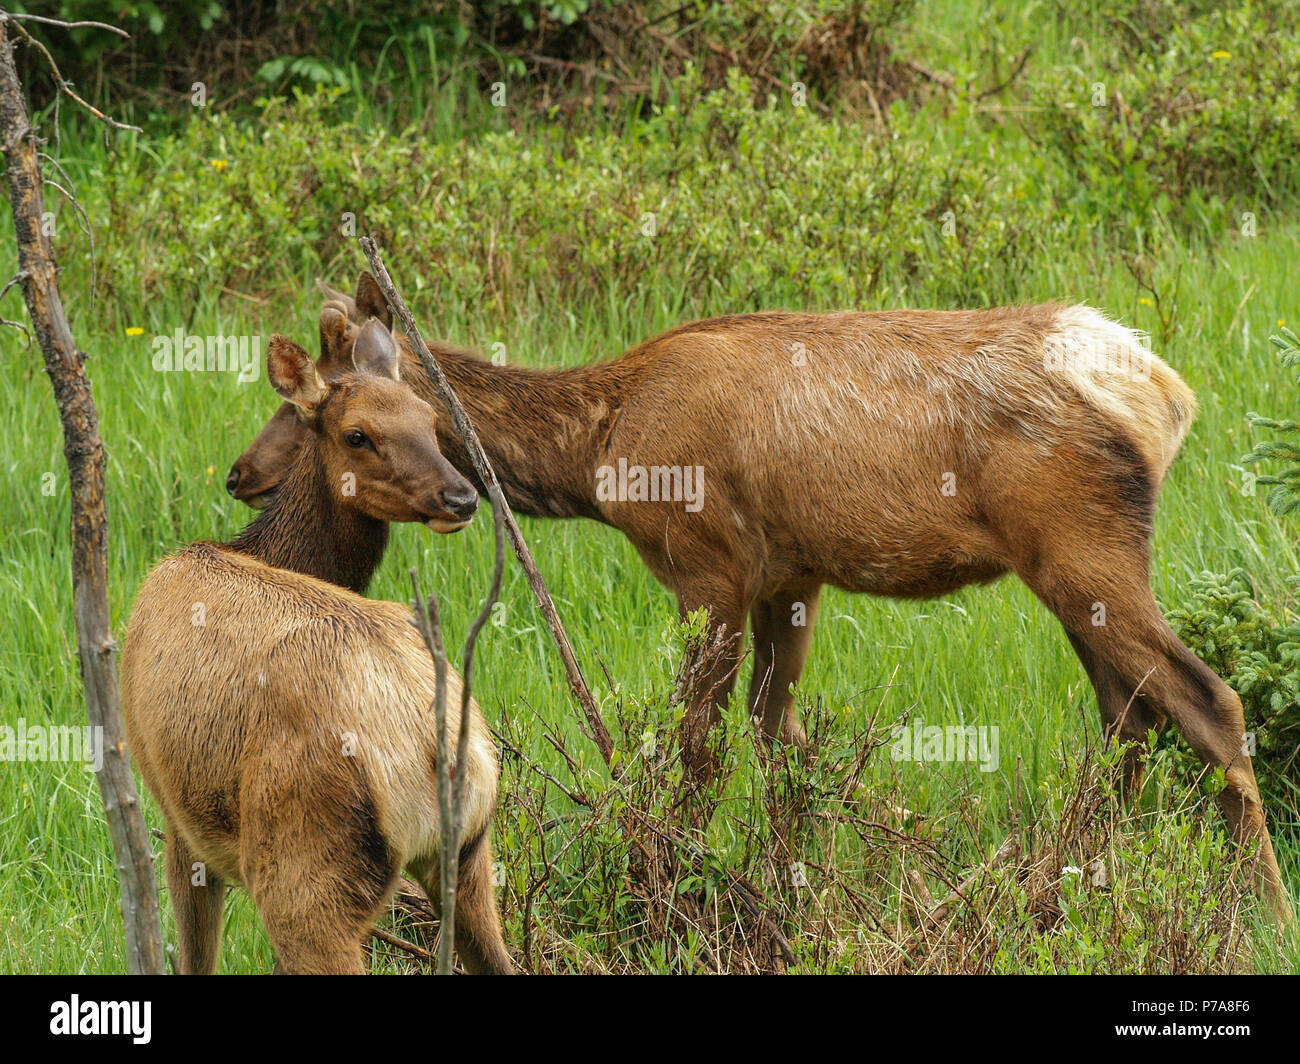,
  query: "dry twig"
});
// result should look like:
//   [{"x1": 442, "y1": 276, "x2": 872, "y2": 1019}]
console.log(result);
[
  {"x1": 361, "y1": 236, "x2": 614, "y2": 765},
  {"x1": 0, "y1": 13, "x2": 163, "y2": 973}
]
